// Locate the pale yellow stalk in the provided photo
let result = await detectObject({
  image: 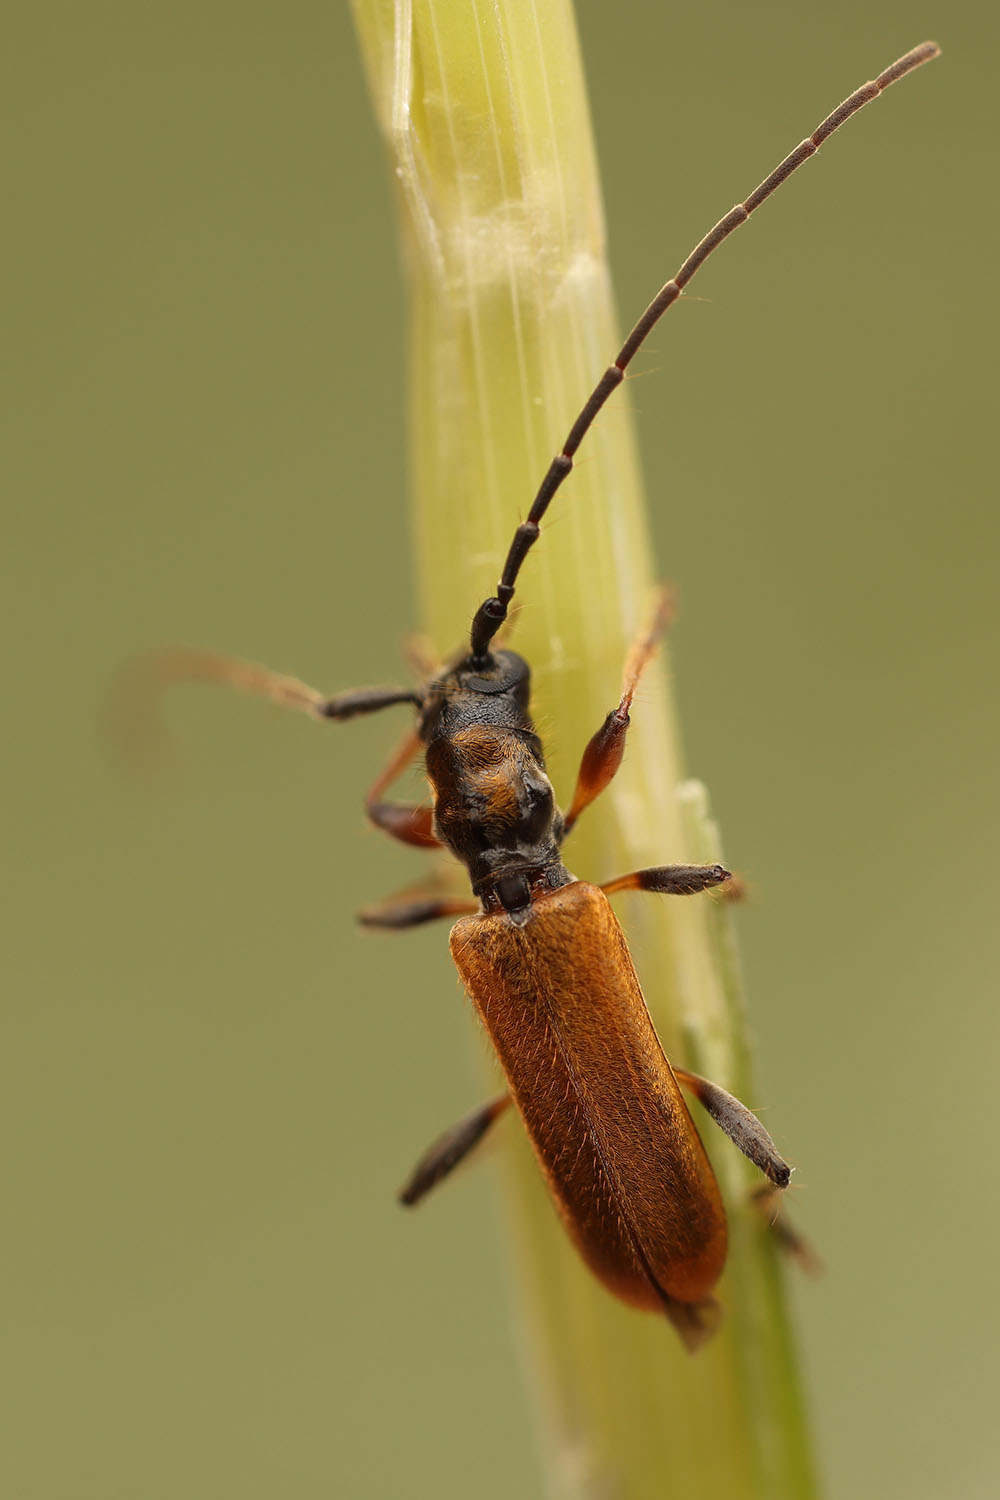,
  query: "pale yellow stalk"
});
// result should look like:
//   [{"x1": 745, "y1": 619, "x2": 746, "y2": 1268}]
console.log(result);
[{"x1": 352, "y1": 3, "x2": 818, "y2": 1495}]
